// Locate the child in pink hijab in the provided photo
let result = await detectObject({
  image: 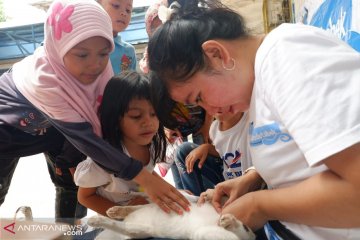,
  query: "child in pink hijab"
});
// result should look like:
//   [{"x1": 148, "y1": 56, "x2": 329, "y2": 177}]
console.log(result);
[{"x1": 0, "y1": 0, "x2": 189, "y2": 222}]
